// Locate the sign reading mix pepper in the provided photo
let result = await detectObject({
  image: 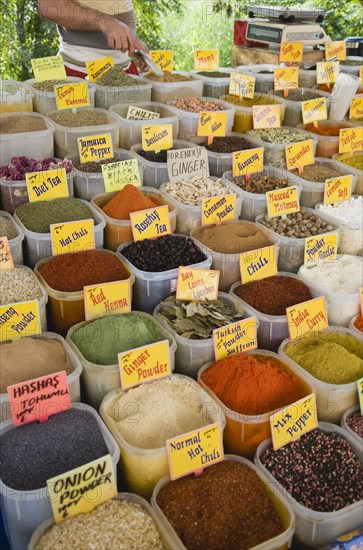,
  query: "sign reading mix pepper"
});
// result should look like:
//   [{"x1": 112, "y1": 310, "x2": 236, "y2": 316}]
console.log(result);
[{"x1": 270, "y1": 394, "x2": 318, "y2": 451}]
